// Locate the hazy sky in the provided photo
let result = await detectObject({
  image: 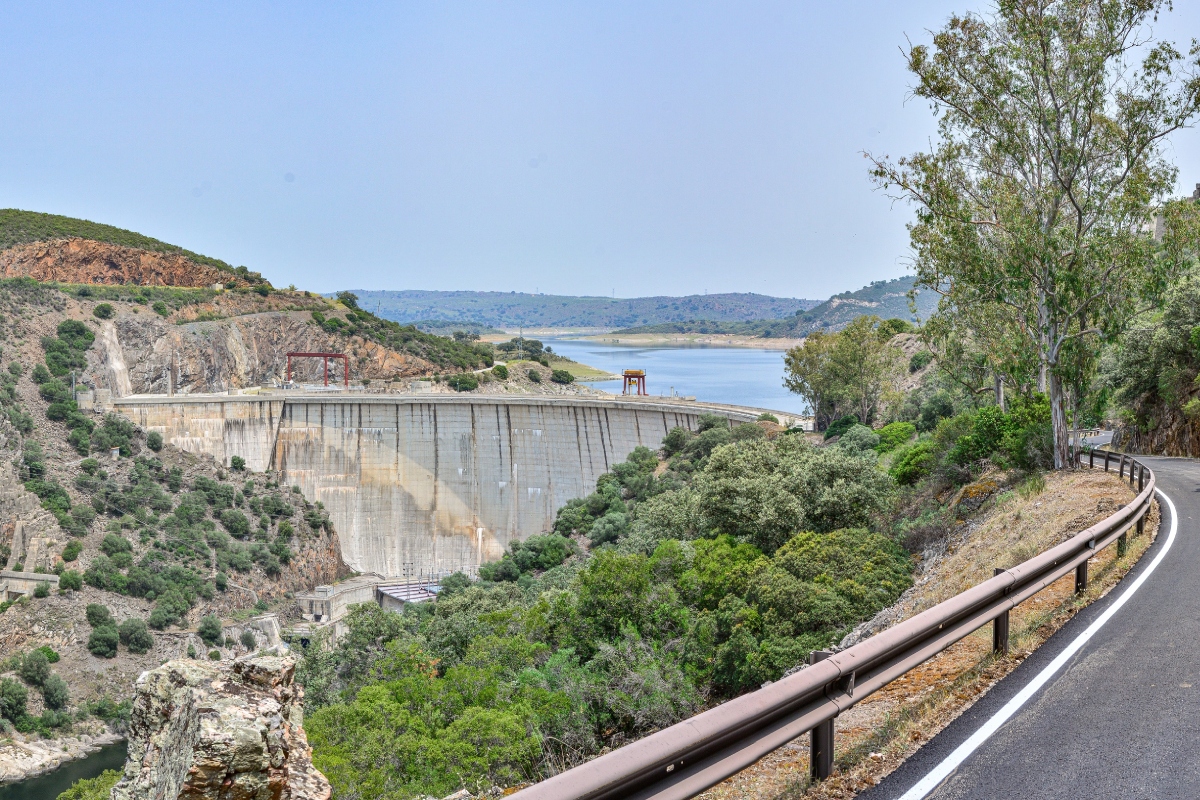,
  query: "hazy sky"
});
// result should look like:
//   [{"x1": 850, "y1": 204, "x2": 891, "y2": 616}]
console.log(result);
[{"x1": 1, "y1": 2, "x2": 1197, "y2": 299}]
